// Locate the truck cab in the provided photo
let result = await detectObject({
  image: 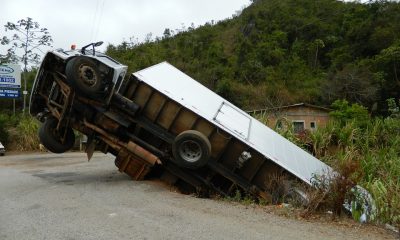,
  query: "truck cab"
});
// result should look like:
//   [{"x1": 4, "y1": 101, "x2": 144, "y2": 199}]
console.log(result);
[{"x1": 30, "y1": 41, "x2": 127, "y2": 117}]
